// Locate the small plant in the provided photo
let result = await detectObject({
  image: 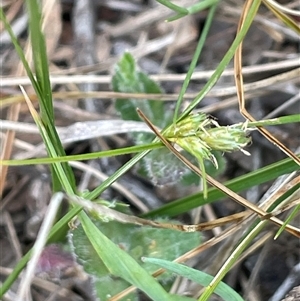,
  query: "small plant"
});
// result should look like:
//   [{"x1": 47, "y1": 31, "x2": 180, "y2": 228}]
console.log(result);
[
  {"x1": 0, "y1": 0, "x2": 299, "y2": 301},
  {"x1": 113, "y1": 53, "x2": 224, "y2": 188}
]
